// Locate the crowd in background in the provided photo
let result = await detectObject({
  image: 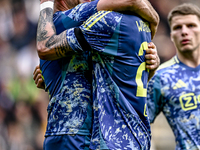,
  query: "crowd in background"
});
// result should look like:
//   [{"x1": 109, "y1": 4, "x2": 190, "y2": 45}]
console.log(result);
[
  {"x1": 0, "y1": 0, "x2": 47, "y2": 149},
  {"x1": 0, "y1": 0, "x2": 199, "y2": 150}
]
